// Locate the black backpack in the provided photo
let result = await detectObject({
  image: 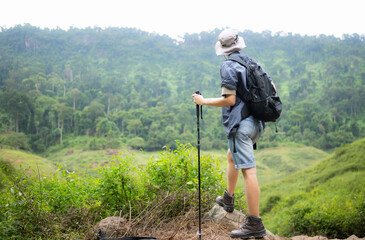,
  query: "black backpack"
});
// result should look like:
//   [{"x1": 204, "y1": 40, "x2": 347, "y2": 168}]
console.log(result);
[{"x1": 228, "y1": 56, "x2": 282, "y2": 123}]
